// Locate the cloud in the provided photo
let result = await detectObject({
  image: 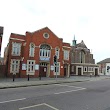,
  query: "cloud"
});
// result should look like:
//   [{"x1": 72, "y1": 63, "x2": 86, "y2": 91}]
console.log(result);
[{"x1": 1, "y1": 0, "x2": 110, "y2": 63}]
